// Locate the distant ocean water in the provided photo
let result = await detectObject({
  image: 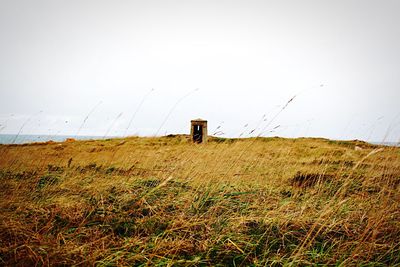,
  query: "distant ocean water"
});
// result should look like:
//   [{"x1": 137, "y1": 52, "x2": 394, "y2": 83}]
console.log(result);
[
  {"x1": 0, "y1": 134, "x2": 108, "y2": 144},
  {"x1": 371, "y1": 141, "x2": 400, "y2": 147}
]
